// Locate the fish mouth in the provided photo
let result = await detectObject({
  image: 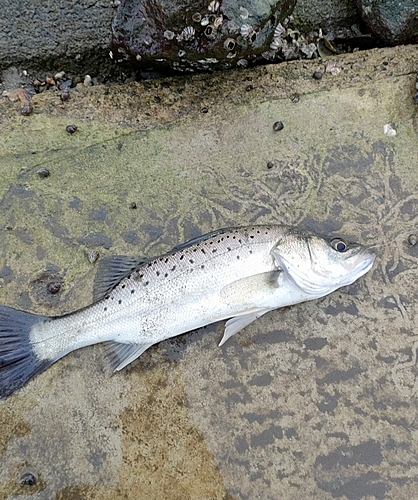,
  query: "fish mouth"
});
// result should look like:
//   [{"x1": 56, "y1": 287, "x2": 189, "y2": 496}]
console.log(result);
[{"x1": 346, "y1": 249, "x2": 376, "y2": 275}]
